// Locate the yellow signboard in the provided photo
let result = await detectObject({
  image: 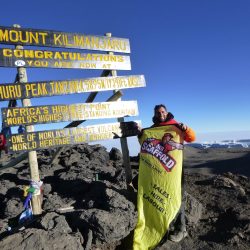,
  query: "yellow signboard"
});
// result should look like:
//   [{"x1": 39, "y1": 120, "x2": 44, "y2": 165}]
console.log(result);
[
  {"x1": 2, "y1": 101, "x2": 138, "y2": 127},
  {"x1": 0, "y1": 48, "x2": 131, "y2": 70},
  {"x1": 0, "y1": 26, "x2": 130, "y2": 53},
  {"x1": 0, "y1": 75, "x2": 146, "y2": 101},
  {"x1": 7, "y1": 121, "x2": 141, "y2": 152}
]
